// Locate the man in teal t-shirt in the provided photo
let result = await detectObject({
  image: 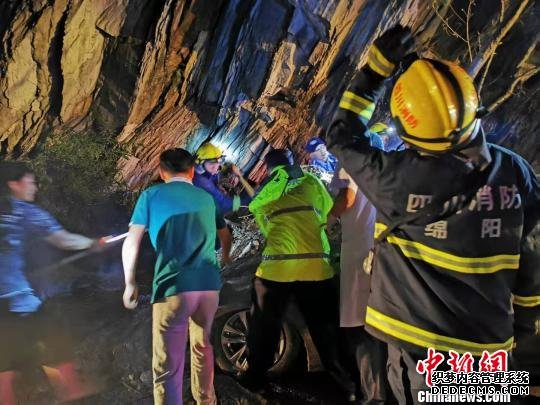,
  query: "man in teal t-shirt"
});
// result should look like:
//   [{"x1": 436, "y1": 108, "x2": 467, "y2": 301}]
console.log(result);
[{"x1": 122, "y1": 148, "x2": 232, "y2": 405}]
